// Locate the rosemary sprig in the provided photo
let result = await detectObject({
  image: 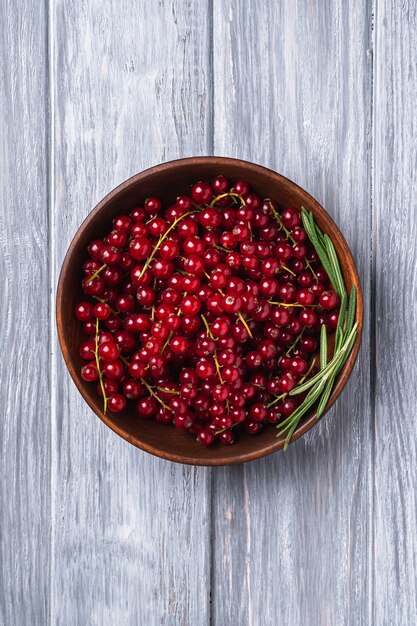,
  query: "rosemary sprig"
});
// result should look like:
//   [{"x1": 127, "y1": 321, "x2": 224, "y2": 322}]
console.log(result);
[{"x1": 276, "y1": 208, "x2": 358, "y2": 449}]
